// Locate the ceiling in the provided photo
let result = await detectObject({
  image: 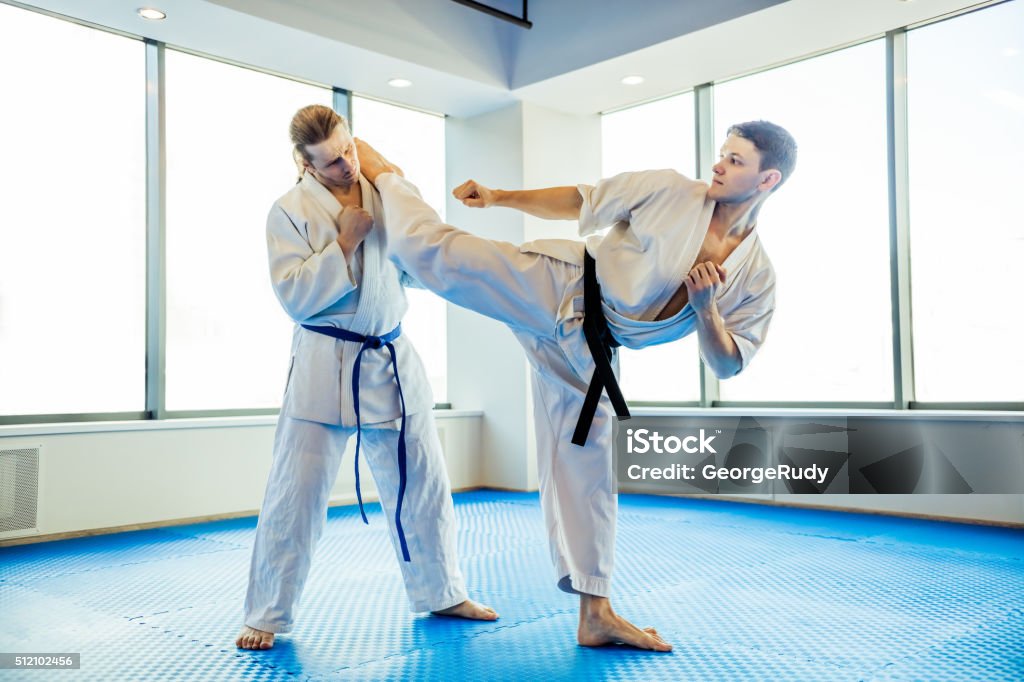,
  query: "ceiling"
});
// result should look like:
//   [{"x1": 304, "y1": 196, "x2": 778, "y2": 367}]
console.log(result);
[
  {"x1": 11, "y1": 0, "x2": 993, "y2": 116},
  {"x1": 206, "y1": 0, "x2": 789, "y2": 89}
]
